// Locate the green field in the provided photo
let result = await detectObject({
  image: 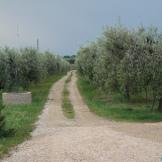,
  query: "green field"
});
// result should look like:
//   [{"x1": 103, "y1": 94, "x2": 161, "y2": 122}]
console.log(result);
[
  {"x1": 0, "y1": 73, "x2": 64, "y2": 158},
  {"x1": 77, "y1": 77, "x2": 162, "y2": 122}
]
